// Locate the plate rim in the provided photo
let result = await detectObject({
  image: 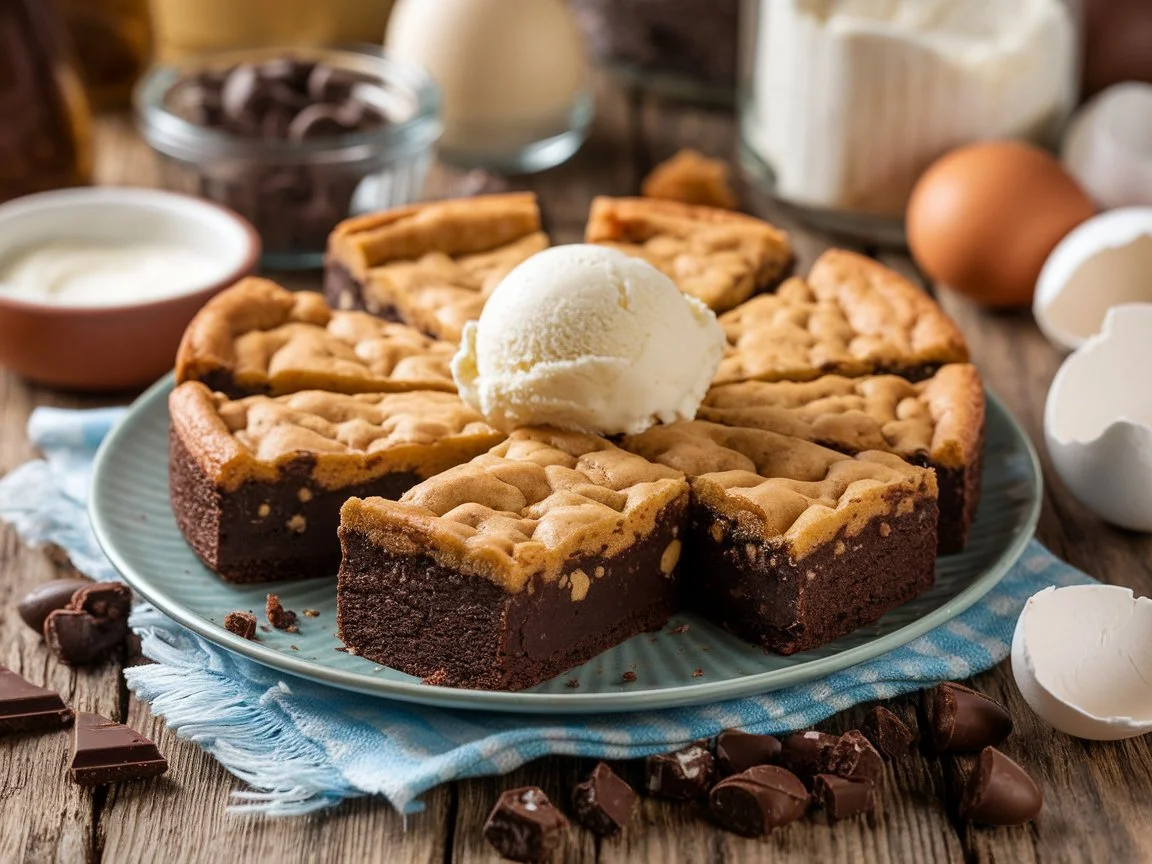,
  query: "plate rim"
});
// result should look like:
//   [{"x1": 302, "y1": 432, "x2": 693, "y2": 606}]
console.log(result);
[{"x1": 90, "y1": 373, "x2": 1043, "y2": 714}]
